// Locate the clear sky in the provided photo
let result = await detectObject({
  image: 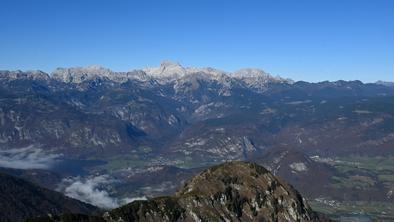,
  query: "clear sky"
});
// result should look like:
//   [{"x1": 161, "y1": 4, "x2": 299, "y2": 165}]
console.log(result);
[{"x1": 0, "y1": 0, "x2": 393, "y2": 82}]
